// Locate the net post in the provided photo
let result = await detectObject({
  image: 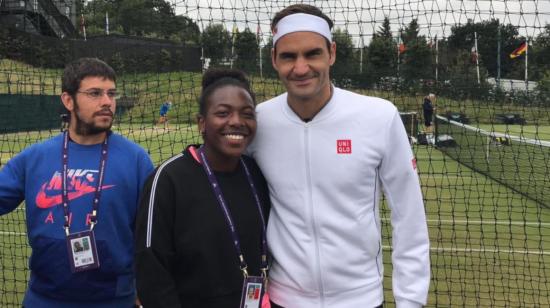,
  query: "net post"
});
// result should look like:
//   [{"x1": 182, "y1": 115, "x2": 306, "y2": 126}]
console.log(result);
[{"x1": 434, "y1": 108, "x2": 438, "y2": 147}]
